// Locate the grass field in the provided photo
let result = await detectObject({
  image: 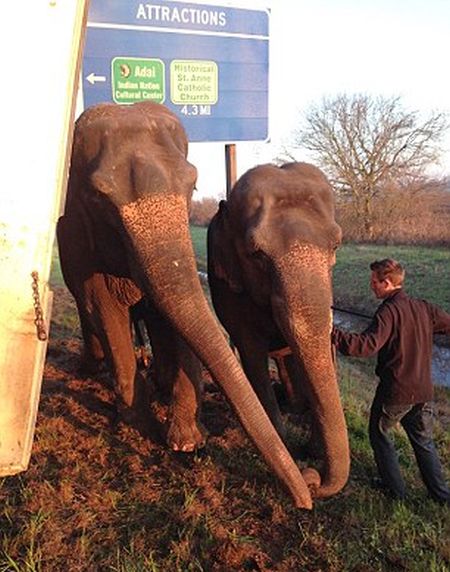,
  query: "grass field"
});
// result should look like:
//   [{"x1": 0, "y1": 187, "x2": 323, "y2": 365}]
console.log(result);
[
  {"x1": 333, "y1": 243, "x2": 450, "y2": 315},
  {"x1": 1, "y1": 233, "x2": 448, "y2": 571},
  {"x1": 51, "y1": 227, "x2": 450, "y2": 314},
  {"x1": 188, "y1": 226, "x2": 450, "y2": 314},
  {"x1": 190, "y1": 226, "x2": 208, "y2": 274}
]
